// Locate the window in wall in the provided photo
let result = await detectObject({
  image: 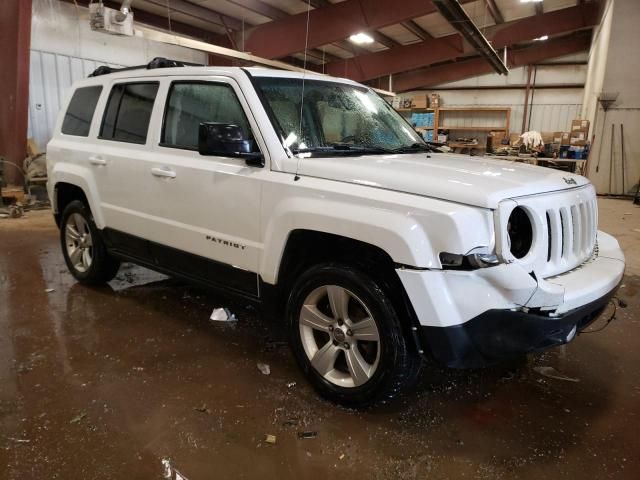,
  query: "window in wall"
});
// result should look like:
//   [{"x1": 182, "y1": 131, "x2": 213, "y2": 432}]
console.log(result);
[
  {"x1": 100, "y1": 82, "x2": 159, "y2": 144},
  {"x1": 61, "y1": 86, "x2": 103, "y2": 137},
  {"x1": 161, "y1": 82, "x2": 255, "y2": 151}
]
